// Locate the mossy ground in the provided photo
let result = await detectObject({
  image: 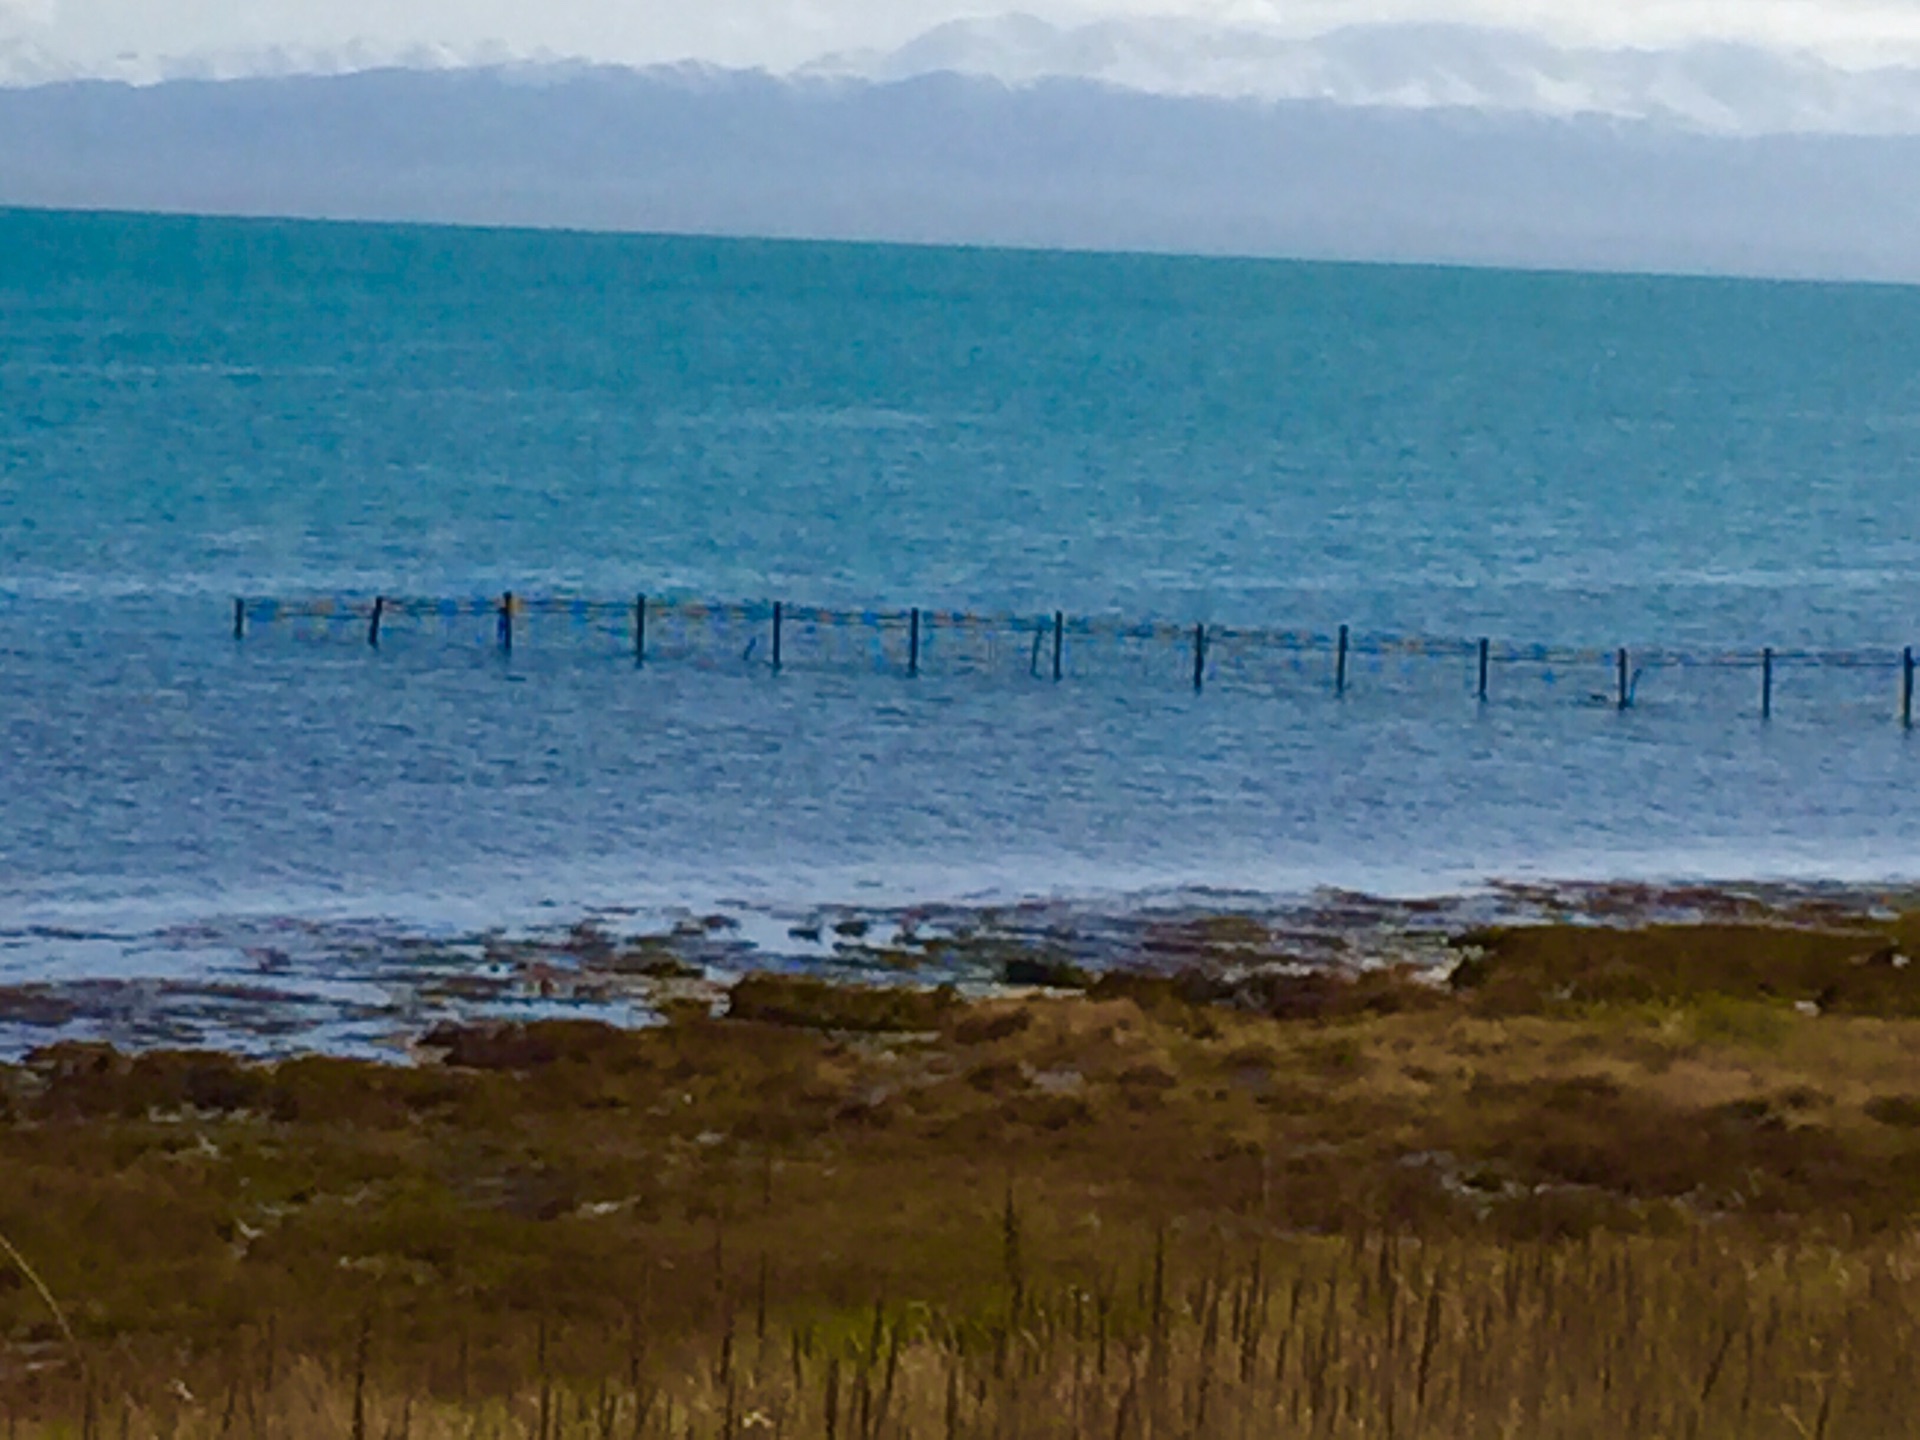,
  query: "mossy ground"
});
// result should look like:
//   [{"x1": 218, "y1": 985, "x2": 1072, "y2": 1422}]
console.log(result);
[{"x1": 6, "y1": 918, "x2": 1920, "y2": 1432}]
